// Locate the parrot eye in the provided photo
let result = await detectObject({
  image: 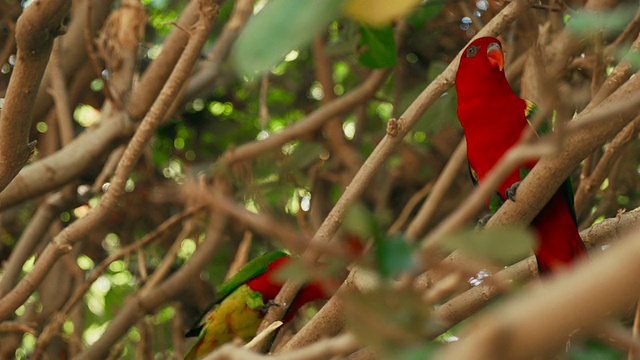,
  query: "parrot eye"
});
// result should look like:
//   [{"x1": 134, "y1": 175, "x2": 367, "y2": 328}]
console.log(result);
[{"x1": 466, "y1": 45, "x2": 479, "y2": 58}]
